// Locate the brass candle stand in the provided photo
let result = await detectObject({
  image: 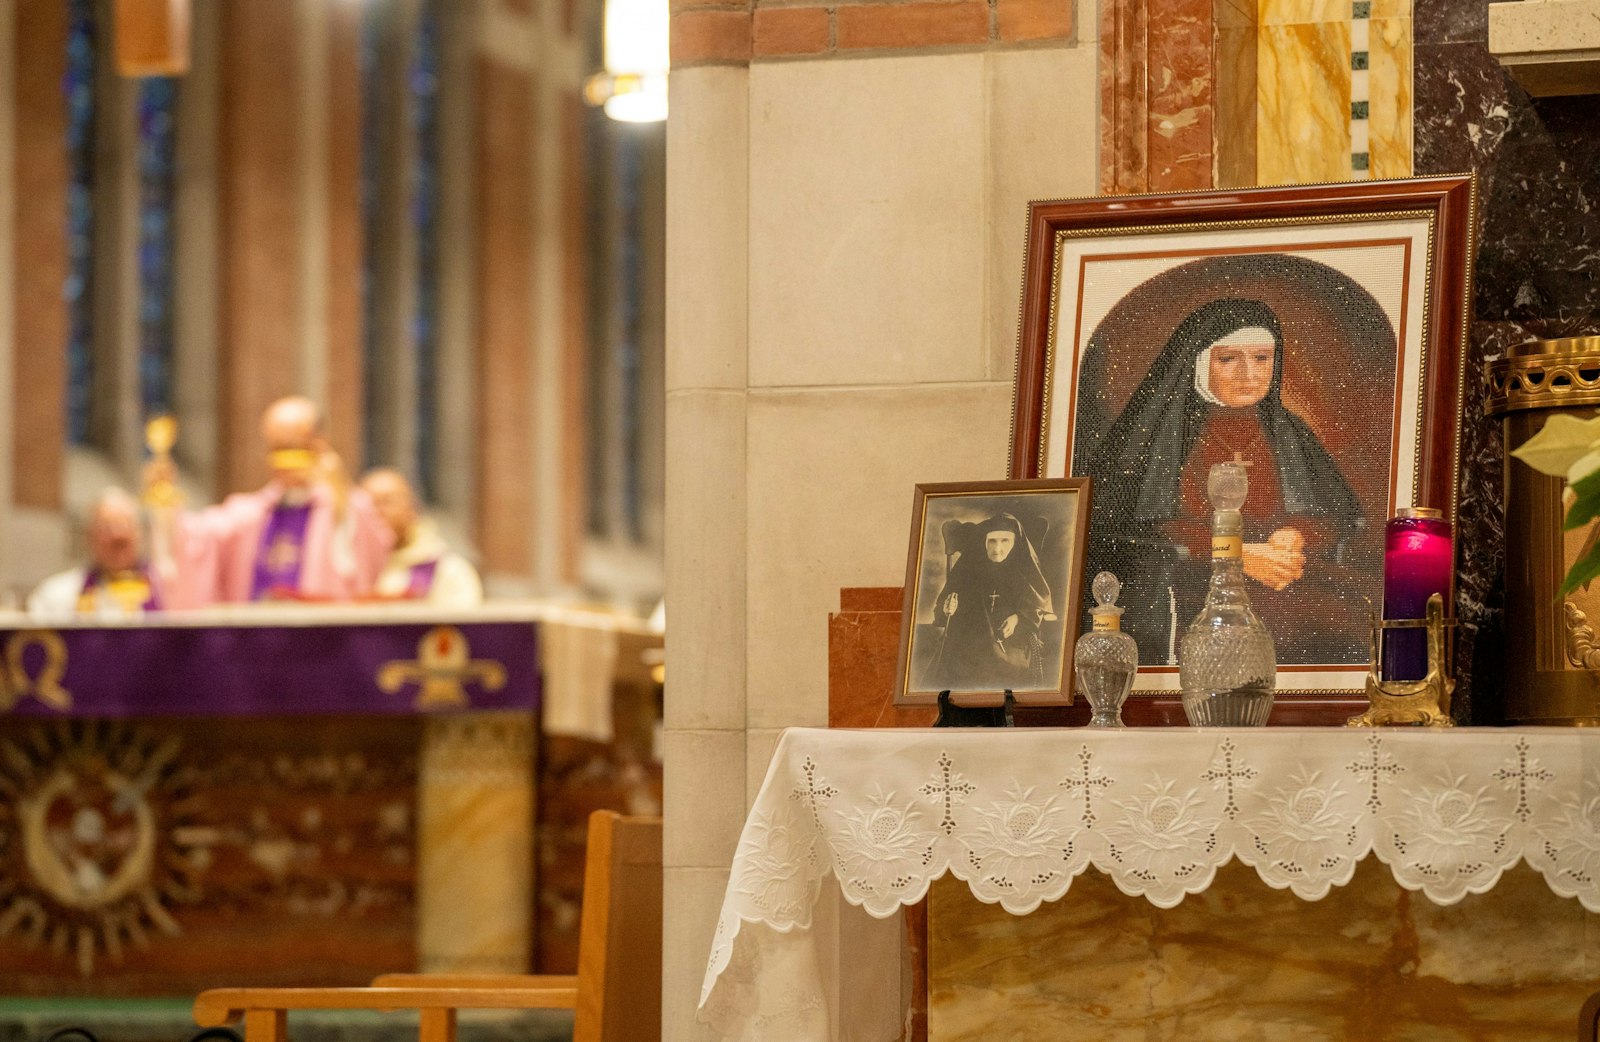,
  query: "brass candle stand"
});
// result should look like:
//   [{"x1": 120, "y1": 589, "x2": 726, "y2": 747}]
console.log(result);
[{"x1": 1348, "y1": 593, "x2": 1456, "y2": 728}]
